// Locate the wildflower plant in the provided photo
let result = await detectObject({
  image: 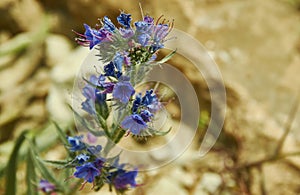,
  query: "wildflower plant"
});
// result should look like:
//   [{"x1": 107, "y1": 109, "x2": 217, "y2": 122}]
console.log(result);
[{"x1": 32, "y1": 11, "x2": 176, "y2": 194}]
